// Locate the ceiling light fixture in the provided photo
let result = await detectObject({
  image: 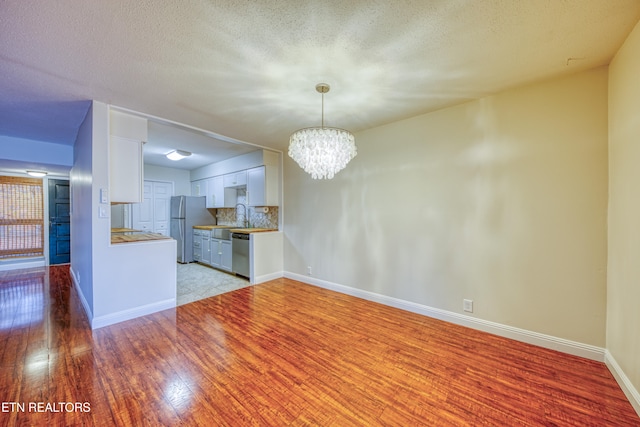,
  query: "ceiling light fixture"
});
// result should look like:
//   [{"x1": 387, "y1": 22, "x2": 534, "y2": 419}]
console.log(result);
[
  {"x1": 166, "y1": 150, "x2": 192, "y2": 161},
  {"x1": 288, "y1": 83, "x2": 357, "y2": 179},
  {"x1": 26, "y1": 171, "x2": 47, "y2": 177}
]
